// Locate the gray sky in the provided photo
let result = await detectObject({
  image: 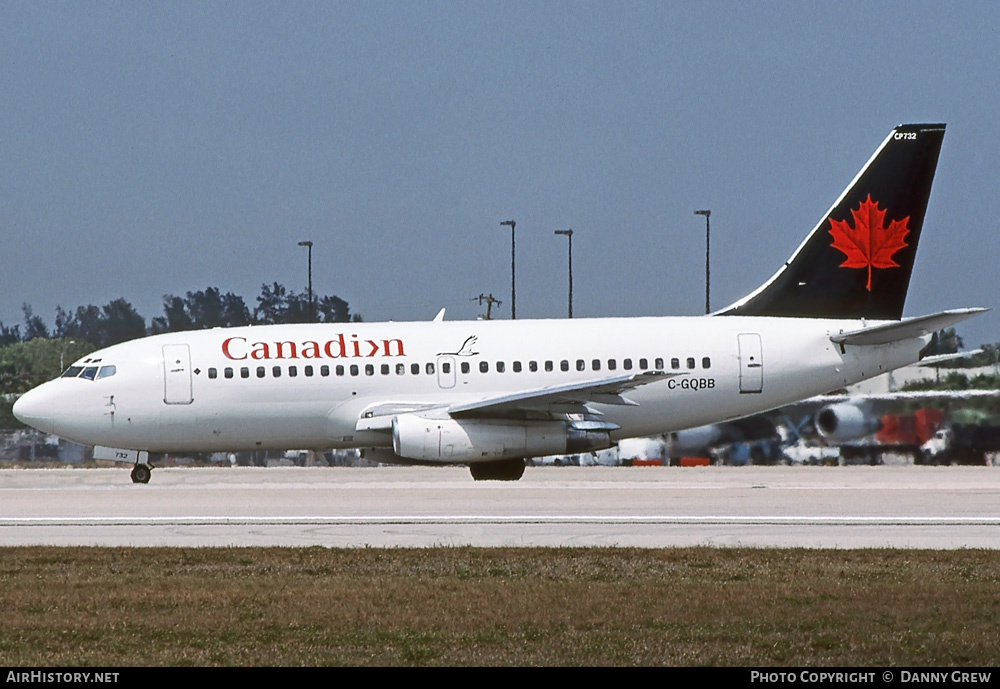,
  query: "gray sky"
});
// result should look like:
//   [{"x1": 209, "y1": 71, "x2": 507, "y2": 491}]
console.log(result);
[{"x1": 2, "y1": 1, "x2": 998, "y2": 346}]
